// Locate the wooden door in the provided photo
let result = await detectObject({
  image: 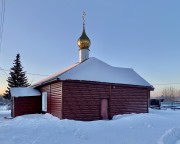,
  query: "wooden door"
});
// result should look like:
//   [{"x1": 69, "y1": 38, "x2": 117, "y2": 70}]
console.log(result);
[{"x1": 101, "y1": 99, "x2": 108, "y2": 120}]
